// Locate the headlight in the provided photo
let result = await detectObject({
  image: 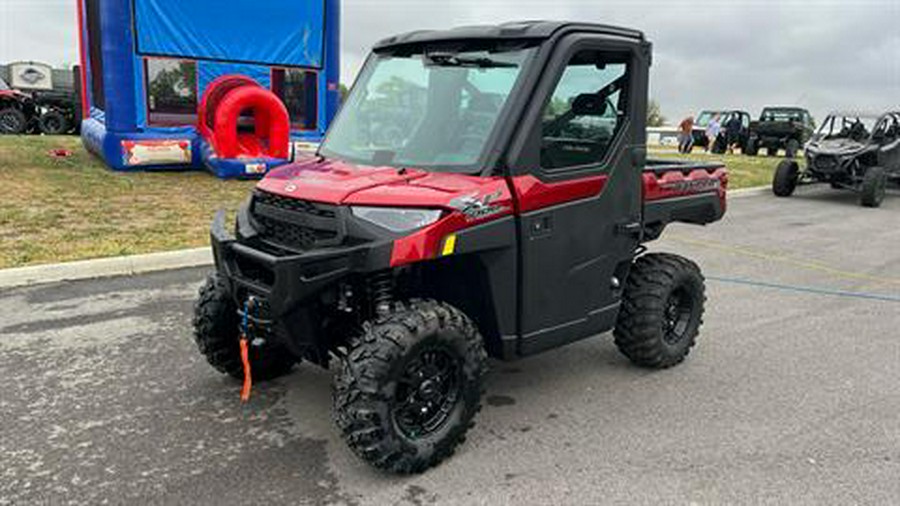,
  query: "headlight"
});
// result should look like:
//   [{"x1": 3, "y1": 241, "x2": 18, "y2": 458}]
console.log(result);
[{"x1": 351, "y1": 207, "x2": 442, "y2": 233}]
